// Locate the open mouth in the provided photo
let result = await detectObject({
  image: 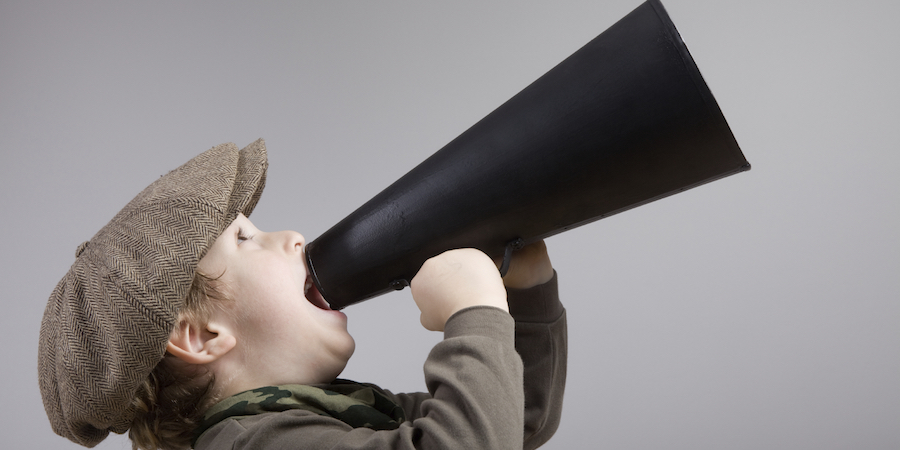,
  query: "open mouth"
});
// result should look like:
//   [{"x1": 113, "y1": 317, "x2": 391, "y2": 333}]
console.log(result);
[{"x1": 304, "y1": 275, "x2": 332, "y2": 310}]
